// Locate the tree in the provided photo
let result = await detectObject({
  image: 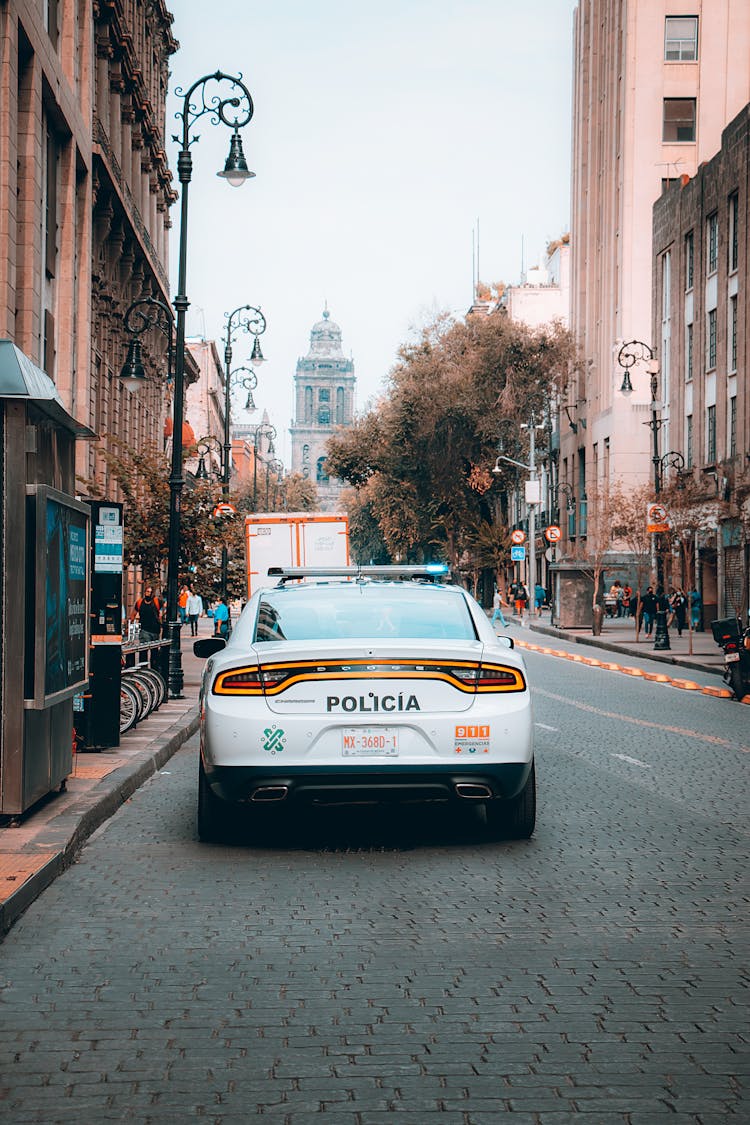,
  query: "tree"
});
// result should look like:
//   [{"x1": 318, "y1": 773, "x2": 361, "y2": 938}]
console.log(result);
[
  {"x1": 566, "y1": 481, "x2": 625, "y2": 630},
  {"x1": 80, "y1": 437, "x2": 248, "y2": 601},
  {"x1": 659, "y1": 476, "x2": 718, "y2": 654},
  {"x1": 610, "y1": 483, "x2": 656, "y2": 640},
  {"x1": 325, "y1": 312, "x2": 576, "y2": 569}
]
